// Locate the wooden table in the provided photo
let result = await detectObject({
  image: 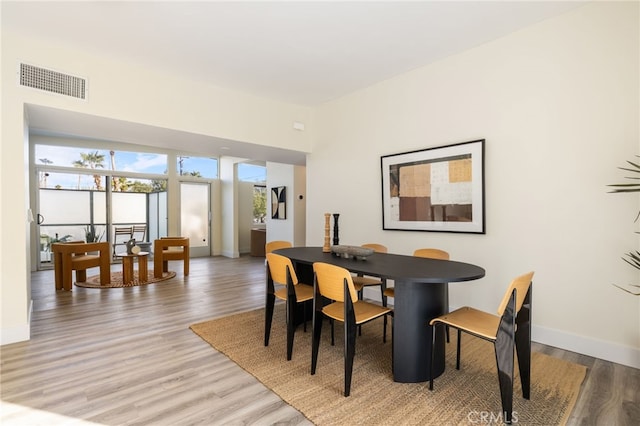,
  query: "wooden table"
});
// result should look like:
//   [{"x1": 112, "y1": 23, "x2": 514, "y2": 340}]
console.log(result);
[
  {"x1": 274, "y1": 246, "x2": 485, "y2": 383},
  {"x1": 120, "y1": 252, "x2": 149, "y2": 284}
]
